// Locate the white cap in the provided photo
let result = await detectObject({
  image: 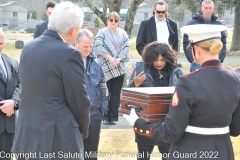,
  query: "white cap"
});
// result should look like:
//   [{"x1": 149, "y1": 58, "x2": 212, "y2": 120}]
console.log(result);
[{"x1": 181, "y1": 24, "x2": 227, "y2": 44}]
